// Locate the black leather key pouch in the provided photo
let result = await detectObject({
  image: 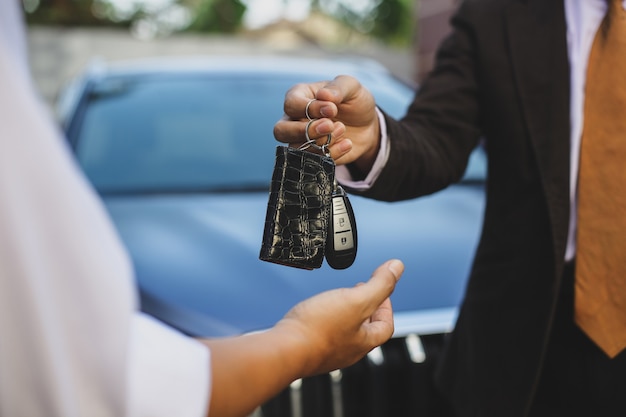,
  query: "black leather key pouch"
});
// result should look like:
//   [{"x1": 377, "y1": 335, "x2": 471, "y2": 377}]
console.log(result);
[{"x1": 259, "y1": 146, "x2": 335, "y2": 270}]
